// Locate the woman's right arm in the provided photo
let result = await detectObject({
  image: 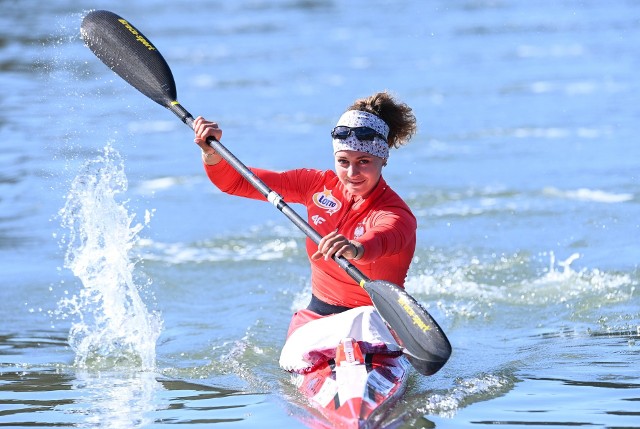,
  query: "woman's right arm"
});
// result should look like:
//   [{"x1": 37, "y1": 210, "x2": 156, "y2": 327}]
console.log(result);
[
  {"x1": 193, "y1": 116, "x2": 223, "y2": 166},
  {"x1": 193, "y1": 116, "x2": 278, "y2": 200},
  {"x1": 194, "y1": 120, "x2": 323, "y2": 207}
]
